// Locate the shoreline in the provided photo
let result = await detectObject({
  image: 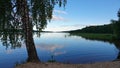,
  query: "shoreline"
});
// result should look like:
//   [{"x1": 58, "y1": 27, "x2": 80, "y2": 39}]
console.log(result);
[{"x1": 16, "y1": 61, "x2": 120, "y2": 68}]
